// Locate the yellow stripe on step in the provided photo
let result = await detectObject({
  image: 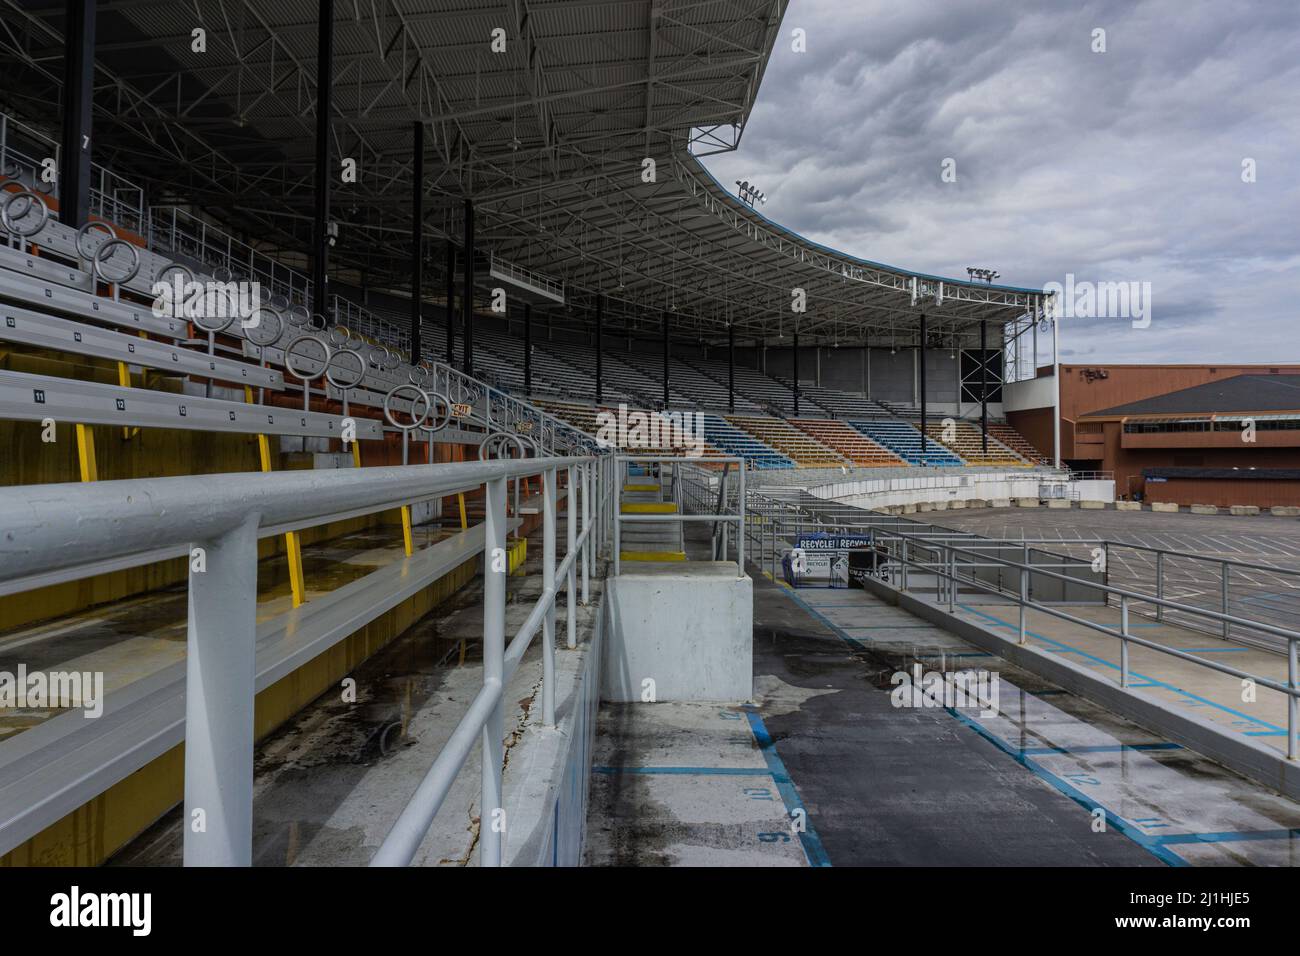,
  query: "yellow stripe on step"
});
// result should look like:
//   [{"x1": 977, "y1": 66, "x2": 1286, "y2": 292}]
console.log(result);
[
  {"x1": 620, "y1": 551, "x2": 687, "y2": 562},
  {"x1": 623, "y1": 484, "x2": 661, "y2": 493},
  {"x1": 620, "y1": 501, "x2": 678, "y2": 514}
]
